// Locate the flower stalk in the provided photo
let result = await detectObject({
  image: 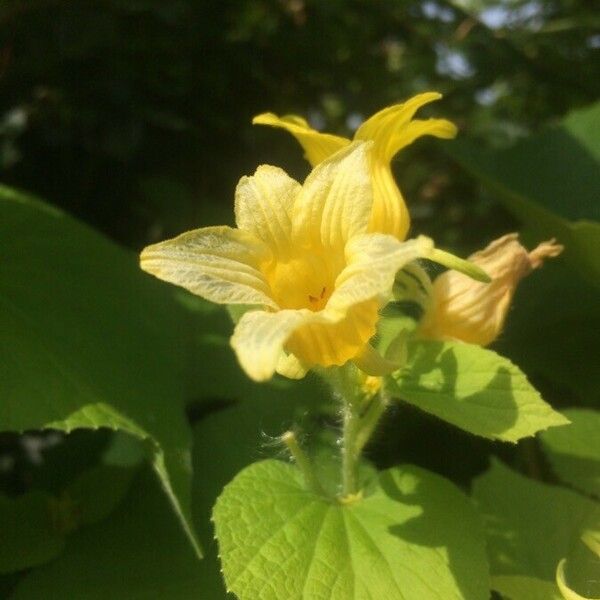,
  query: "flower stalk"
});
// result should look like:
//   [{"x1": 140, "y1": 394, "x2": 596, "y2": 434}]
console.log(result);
[
  {"x1": 341, "y1": 399, "x2": 362, "y2": 497},
  {"x1": 281, "y1": 431, "x2": 325, "y2": 496},
  {"x1": 354, "y1": 392, "x2": 389, "y2": 456},
  {"x1": 334, "y1": 366, "x2": 390, "y2": 499}
]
